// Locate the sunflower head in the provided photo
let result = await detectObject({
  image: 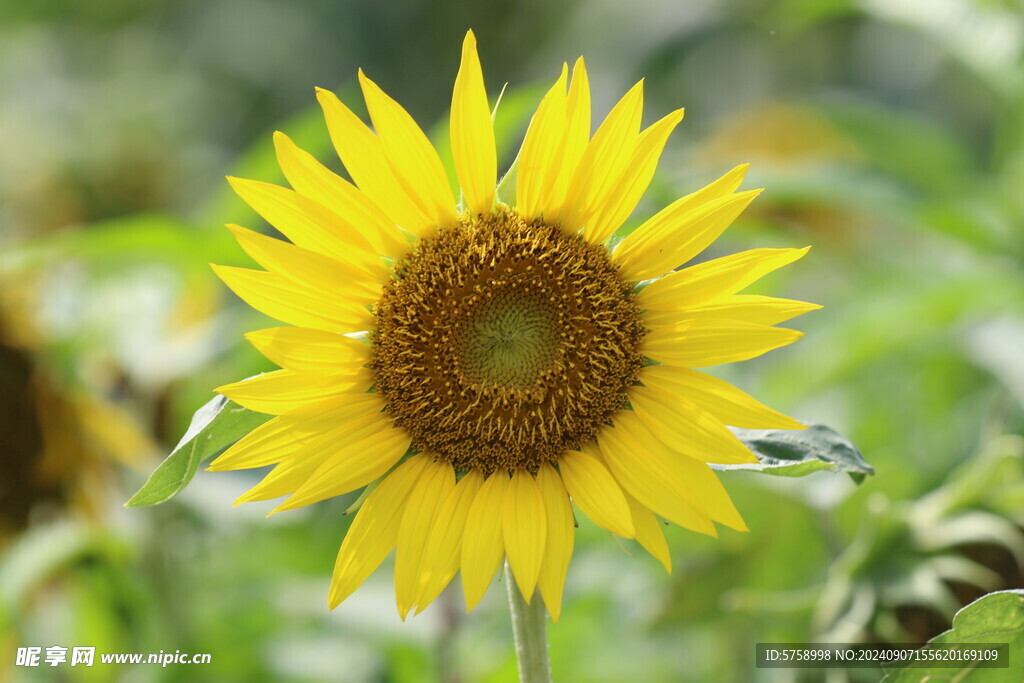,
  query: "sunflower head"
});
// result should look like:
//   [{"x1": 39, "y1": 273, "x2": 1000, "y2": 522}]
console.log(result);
[
  {"x1": 209, "y1": 29, "x2": 818, "y2": 621},
  {"x1": 372, "y1": 207, "x2": 646, "y2": 475}
]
